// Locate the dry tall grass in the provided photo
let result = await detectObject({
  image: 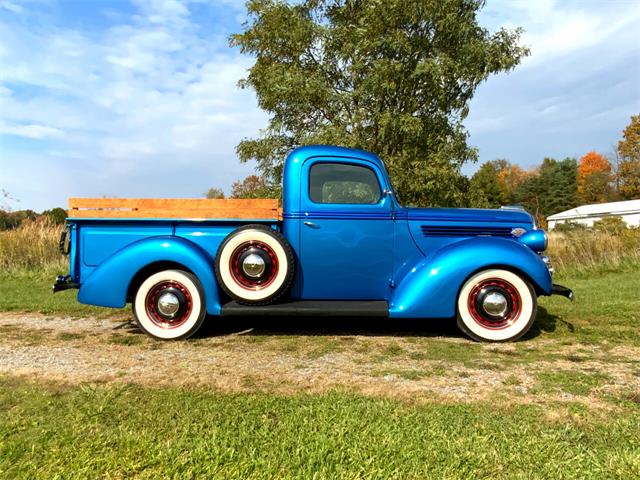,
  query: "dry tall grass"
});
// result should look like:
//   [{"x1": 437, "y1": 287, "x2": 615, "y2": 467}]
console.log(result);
[
  {"x1": 1, "y1": 220, "x2": 639, "y2": 276},
  {"x1": 0, "y1": 218, "x2": 66, "y2": 272},
  {"x1": 547, "y1": 229, "x2": 640, "y2": 274}
]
